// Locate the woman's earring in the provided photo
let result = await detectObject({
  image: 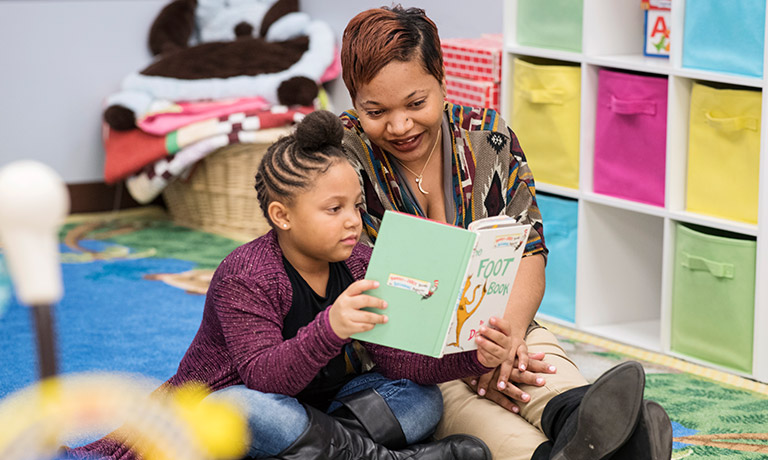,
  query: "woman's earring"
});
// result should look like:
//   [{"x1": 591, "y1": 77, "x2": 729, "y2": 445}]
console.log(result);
[{"x1": 283, "y1": 224, "x2": 287, "y2": 228}]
